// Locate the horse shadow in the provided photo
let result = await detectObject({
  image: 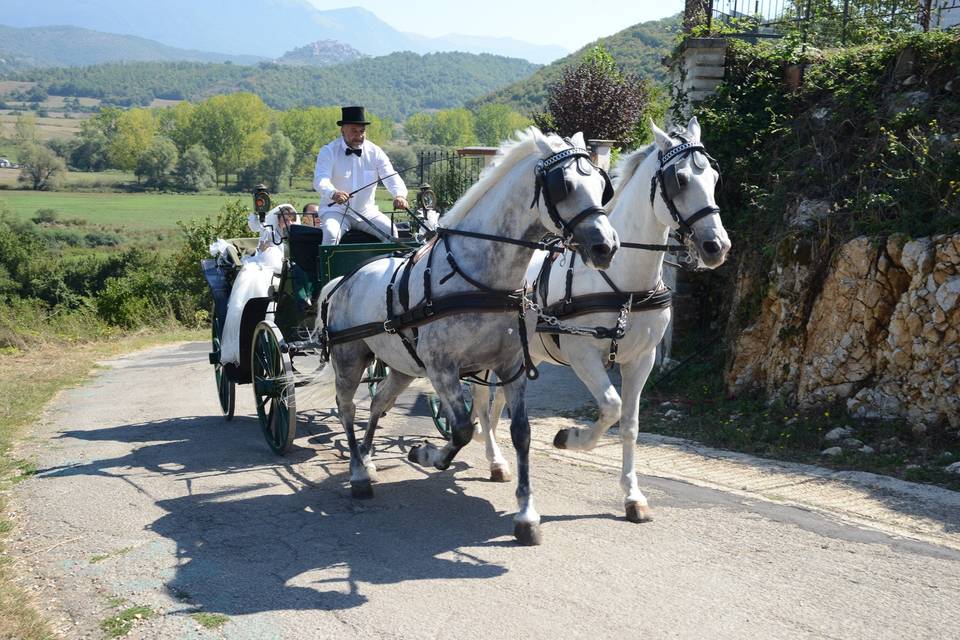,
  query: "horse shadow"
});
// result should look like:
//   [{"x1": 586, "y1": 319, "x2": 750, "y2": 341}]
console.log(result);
[{"x1": 38, "y1": 408, "x2": 513, "y2": 614}]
